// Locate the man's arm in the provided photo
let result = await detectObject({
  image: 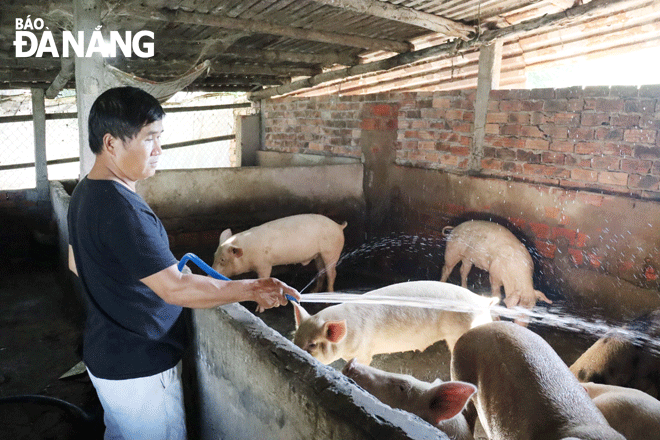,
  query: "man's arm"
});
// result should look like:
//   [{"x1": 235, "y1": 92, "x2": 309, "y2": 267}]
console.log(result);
[
  {"x1": 68, "y1": 244, "x2": 78, "y2": 276},
  {"x1": 141, "y1": 264, "x2": 300, "y2": 310}
]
